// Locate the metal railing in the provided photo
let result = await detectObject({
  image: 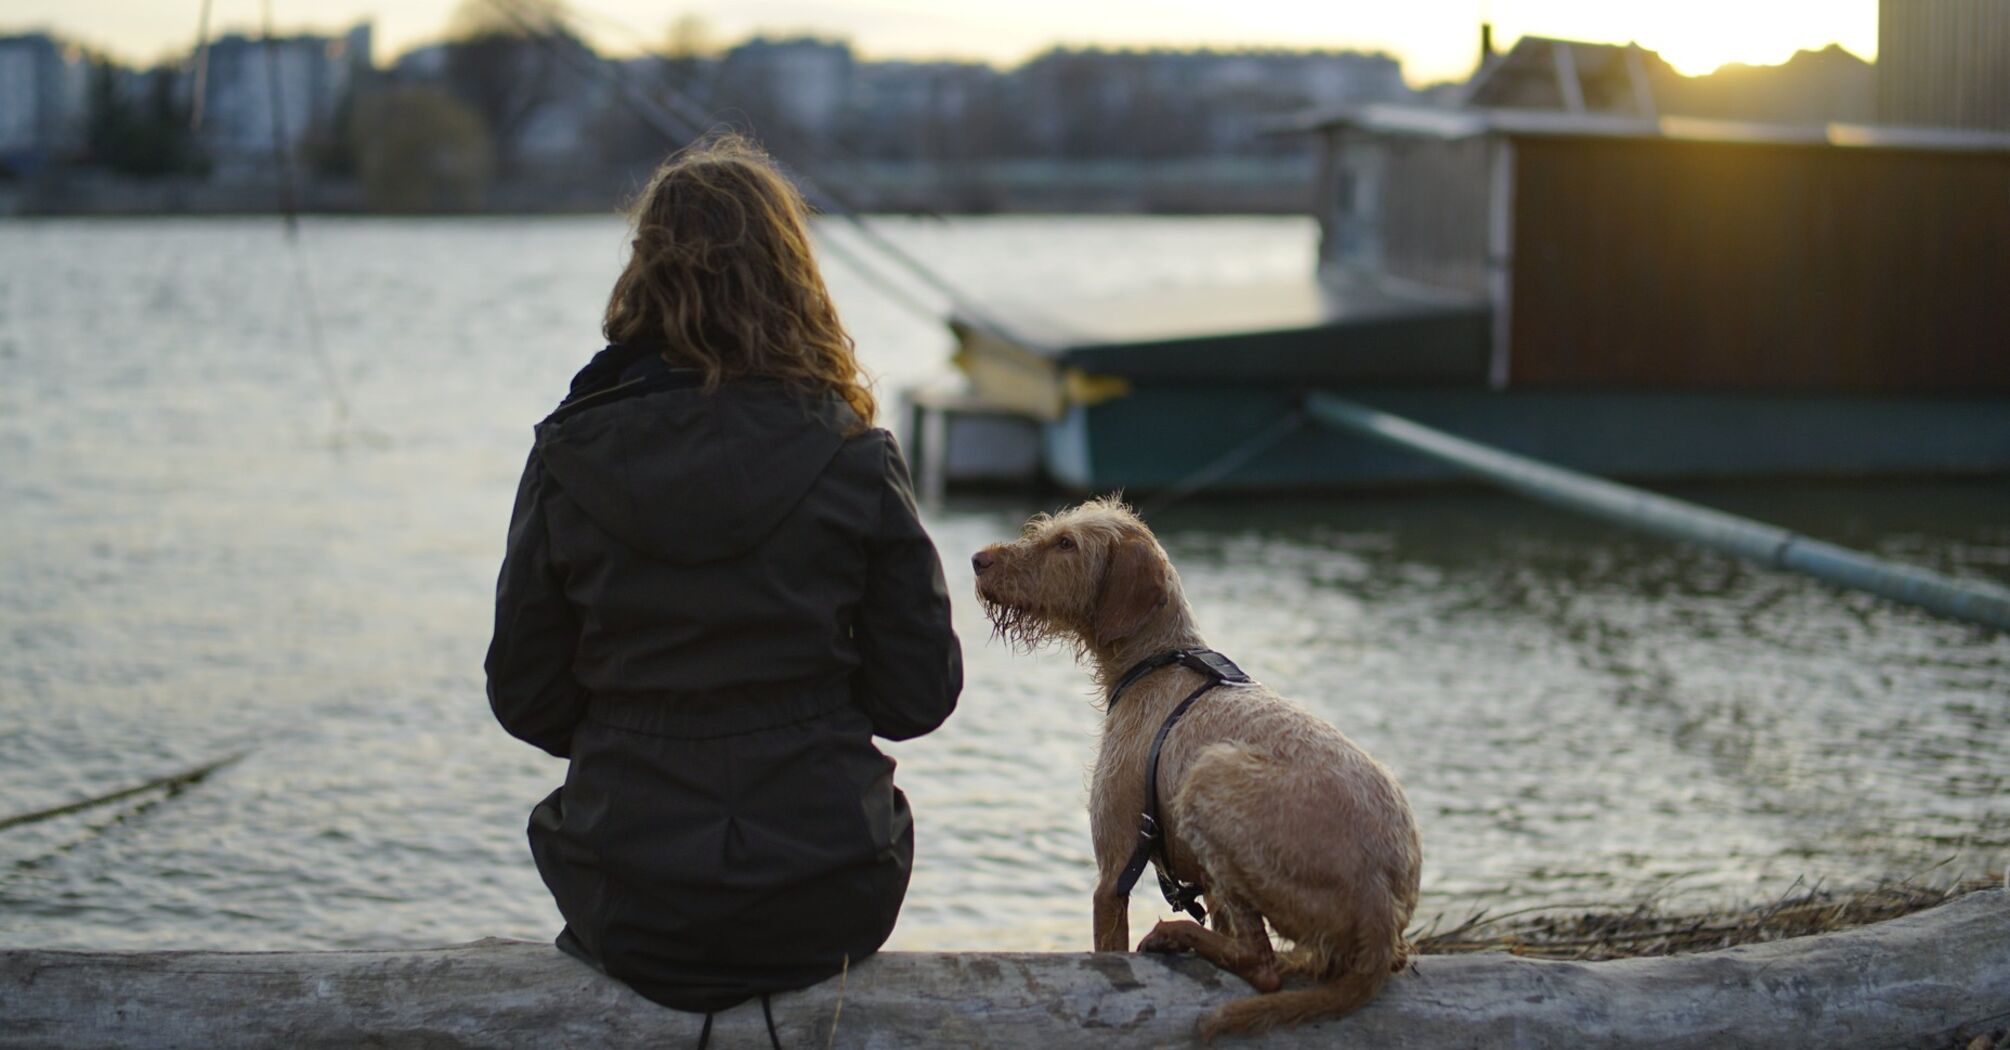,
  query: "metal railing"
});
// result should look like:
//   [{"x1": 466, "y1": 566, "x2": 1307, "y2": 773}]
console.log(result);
[{"x1": 1306, "y1": 391, "x2": 2010, "y2": 632}]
